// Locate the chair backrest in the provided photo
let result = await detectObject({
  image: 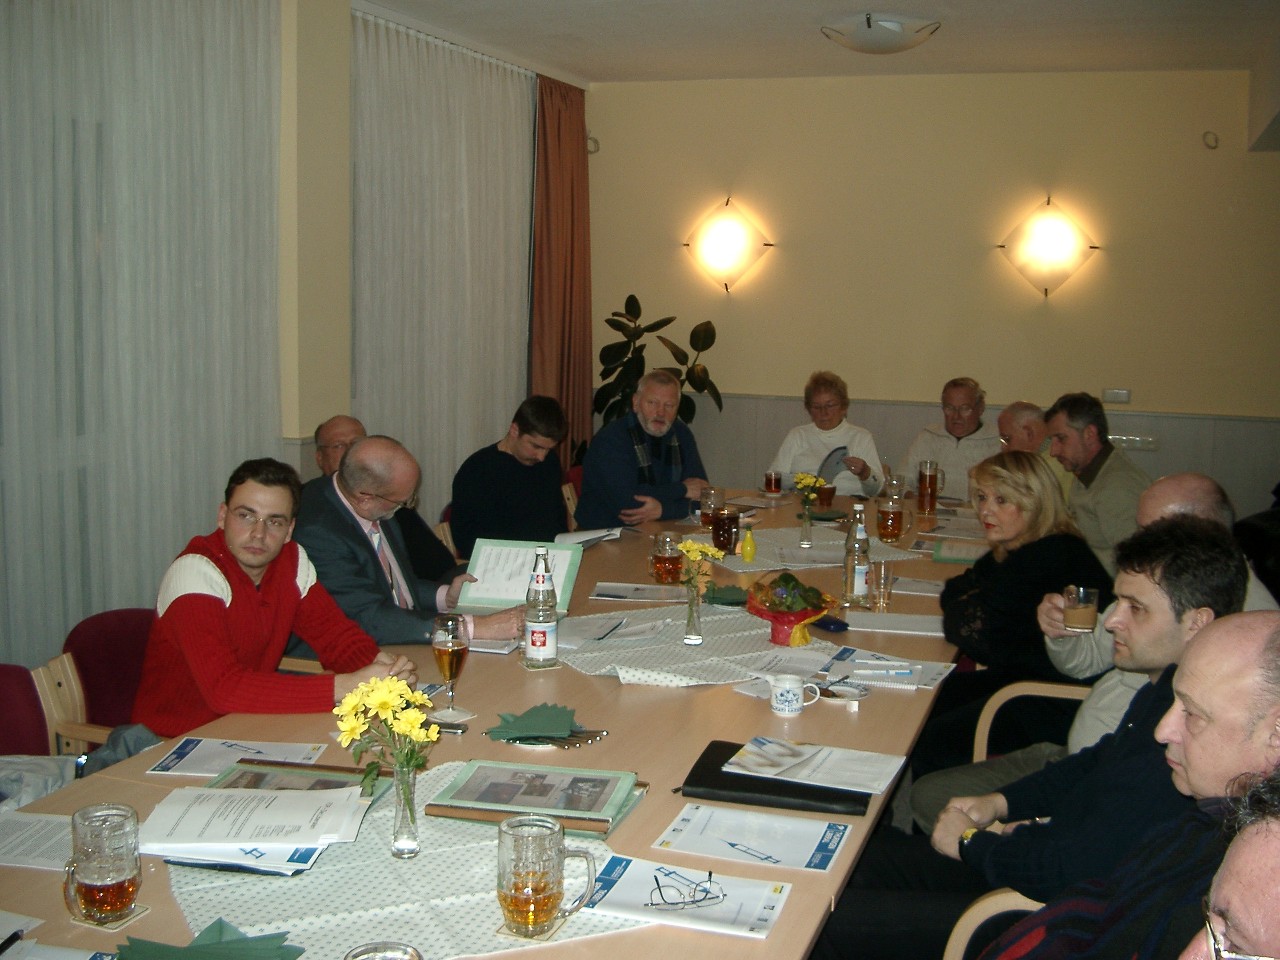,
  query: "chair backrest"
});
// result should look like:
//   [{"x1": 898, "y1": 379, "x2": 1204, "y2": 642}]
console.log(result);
[
  {"x1": 433, "y1": 521, "x2": 460, "y2": 560},
  {"x1": 562, "y1": 482, "x2": 579, "y2": 532},
  {"x1": 0, "y1": 664, "x2": 51, "y2": 755},
  {"x1": 63, "y1": 608, "x2": 155, "y2": 729}
]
